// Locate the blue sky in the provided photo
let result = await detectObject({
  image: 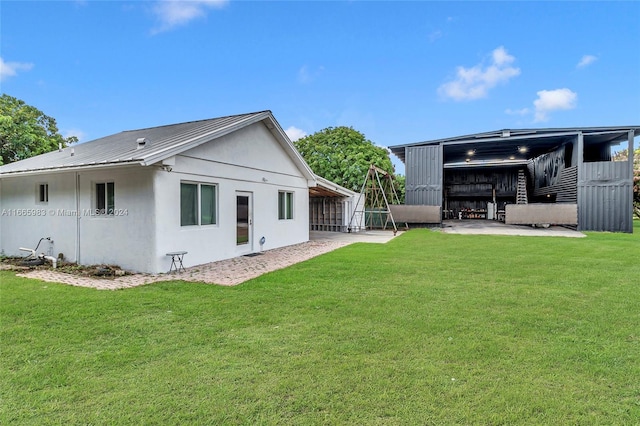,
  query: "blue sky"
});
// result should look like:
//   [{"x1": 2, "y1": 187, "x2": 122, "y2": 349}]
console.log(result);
[{"x1": 2, "y1": 0, "x2": 639, "y2": 174}]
